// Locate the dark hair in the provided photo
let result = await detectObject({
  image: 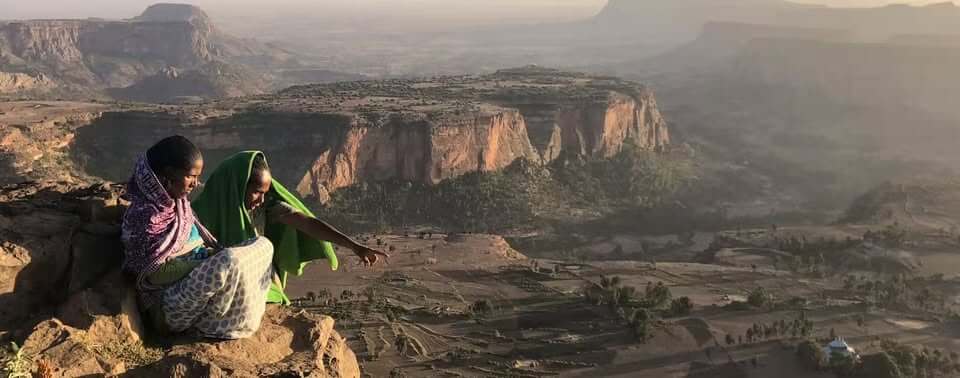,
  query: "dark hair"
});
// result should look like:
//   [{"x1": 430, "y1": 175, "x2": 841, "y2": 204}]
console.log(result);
[
  {"x1": 146, "y1": 135, "x2": 202, "y2": 175},
  {"x1": 251, "y1": 154, "x2": 270, "y2": 179}
]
